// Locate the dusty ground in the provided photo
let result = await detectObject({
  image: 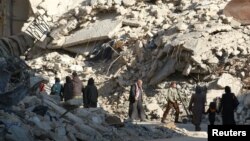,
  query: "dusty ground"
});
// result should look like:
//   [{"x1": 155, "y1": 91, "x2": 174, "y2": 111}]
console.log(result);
[{"x1": 134, "y1": 121, "x2": 208, "y2": 141}]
